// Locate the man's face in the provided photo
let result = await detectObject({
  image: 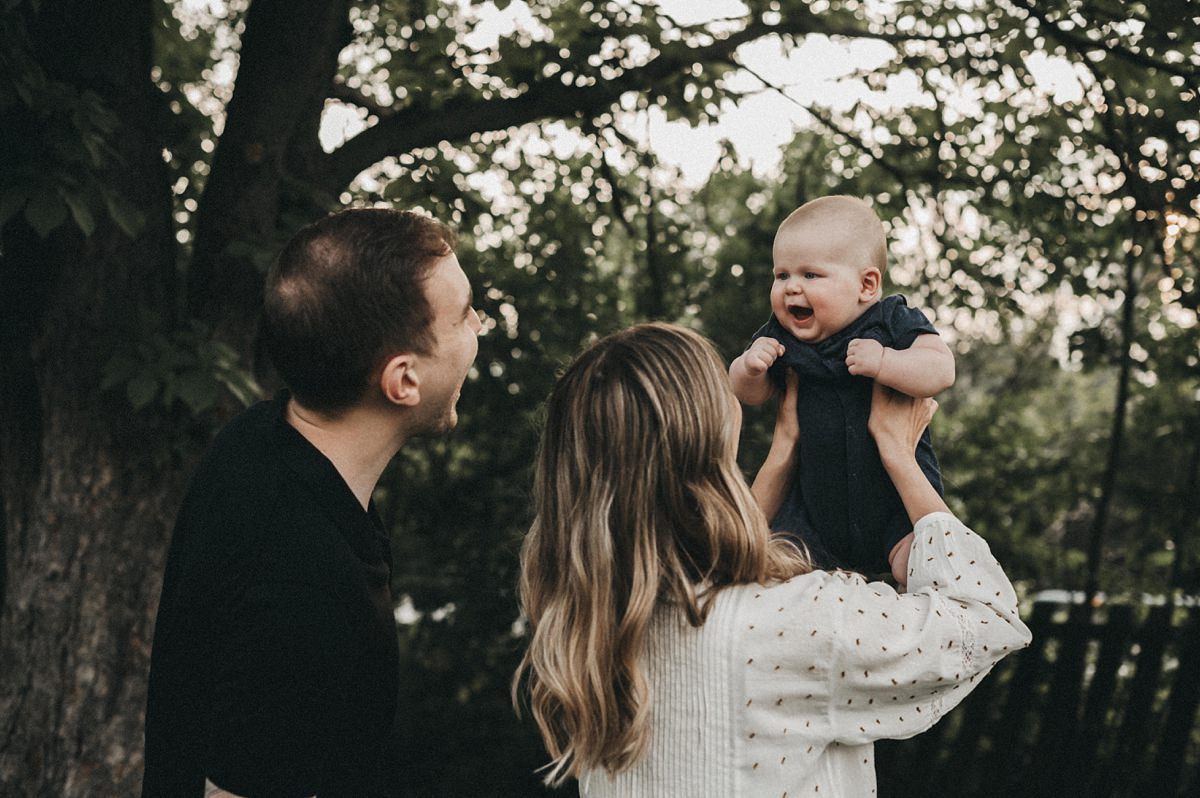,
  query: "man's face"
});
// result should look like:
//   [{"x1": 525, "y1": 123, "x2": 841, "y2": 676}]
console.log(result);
[
  {"x1": 413, "y1": 253, "x2": 481, "y2": 434},
  {"x1": 770, "y1": 227, "x2": 872, "y2": 344}
]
